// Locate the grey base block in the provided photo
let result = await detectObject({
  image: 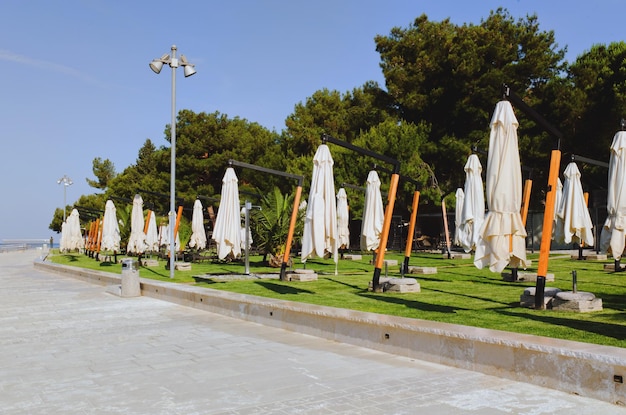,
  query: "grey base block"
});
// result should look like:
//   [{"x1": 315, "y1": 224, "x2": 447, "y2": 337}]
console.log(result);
[
  {"x1": 368, "y1": 277, "x2": 420, "y2": 293},
  {"x1": 286, "y1": 271, "x2": 318, "y2": 281},
  {"x1": 502, "y1": 272, "x2": 554, "y2": 282},
  {"x1": 175, "y1": 262, "x2": 192, "y2": 271},
  {"x1": 443, "y1": 253, "x2": 471, "y2": 259},
  {"x1": 407, "y1": 266, "x2": 437, "y2": 274},
  {"x1": 520, "y1": 286, "x2": 562, "y2": 308},
  {"x1": 584, "y1": 253, "x2": 607, "y2": 260},
  {"x1": 552, "y1": 291, "x2": 603, "y2": 312}
]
